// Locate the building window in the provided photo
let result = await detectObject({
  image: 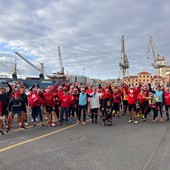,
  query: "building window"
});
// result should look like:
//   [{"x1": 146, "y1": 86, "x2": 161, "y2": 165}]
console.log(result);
[{"x1": 143, "y1": 75, "x2": 145, "y2": 78}]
